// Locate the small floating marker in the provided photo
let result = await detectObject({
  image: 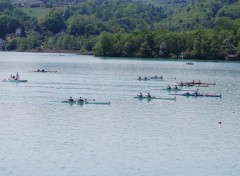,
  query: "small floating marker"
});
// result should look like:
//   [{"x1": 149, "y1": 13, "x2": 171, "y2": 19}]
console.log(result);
[{"x1": 218, "y1": 121, "x2": 222, "y2": 125}]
